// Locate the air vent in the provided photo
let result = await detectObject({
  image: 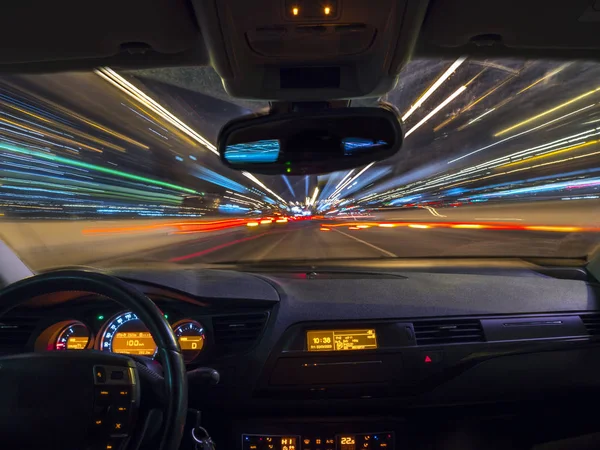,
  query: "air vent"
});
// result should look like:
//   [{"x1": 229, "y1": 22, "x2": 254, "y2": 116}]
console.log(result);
[
  {"x1": 0, "y1": 316, "x2": 40, "y2": 353},
  {"x1": 581, "y1": 314, "x2": 600, "y2": 335},
  {"x1": 212, "y1": 312, "x2": 269, "y2": 354},
  {"x1": 414, "y1": 319, "x2": 485, "y2": 345}
]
